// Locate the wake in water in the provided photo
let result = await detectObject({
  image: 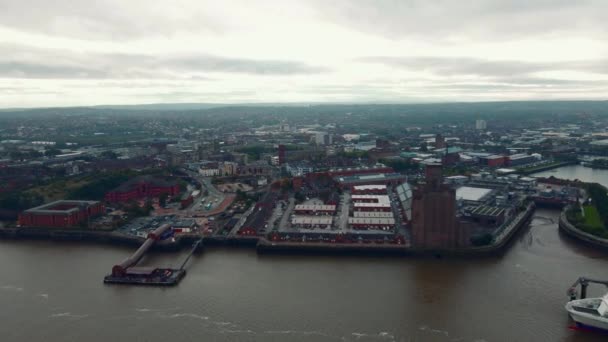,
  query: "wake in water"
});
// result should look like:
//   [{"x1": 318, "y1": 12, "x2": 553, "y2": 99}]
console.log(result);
[
  {"x1": 50, "y1": 312, "x2": 89, "y2": 320},
  {"x1": 1, "y1": 285, "x2": 24, "y2": 291}
]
